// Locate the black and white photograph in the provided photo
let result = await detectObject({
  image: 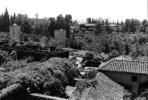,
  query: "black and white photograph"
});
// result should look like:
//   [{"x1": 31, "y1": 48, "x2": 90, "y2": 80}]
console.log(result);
[{"x1": 0, "y1": 0, "x2": 147, "y2": 100}]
